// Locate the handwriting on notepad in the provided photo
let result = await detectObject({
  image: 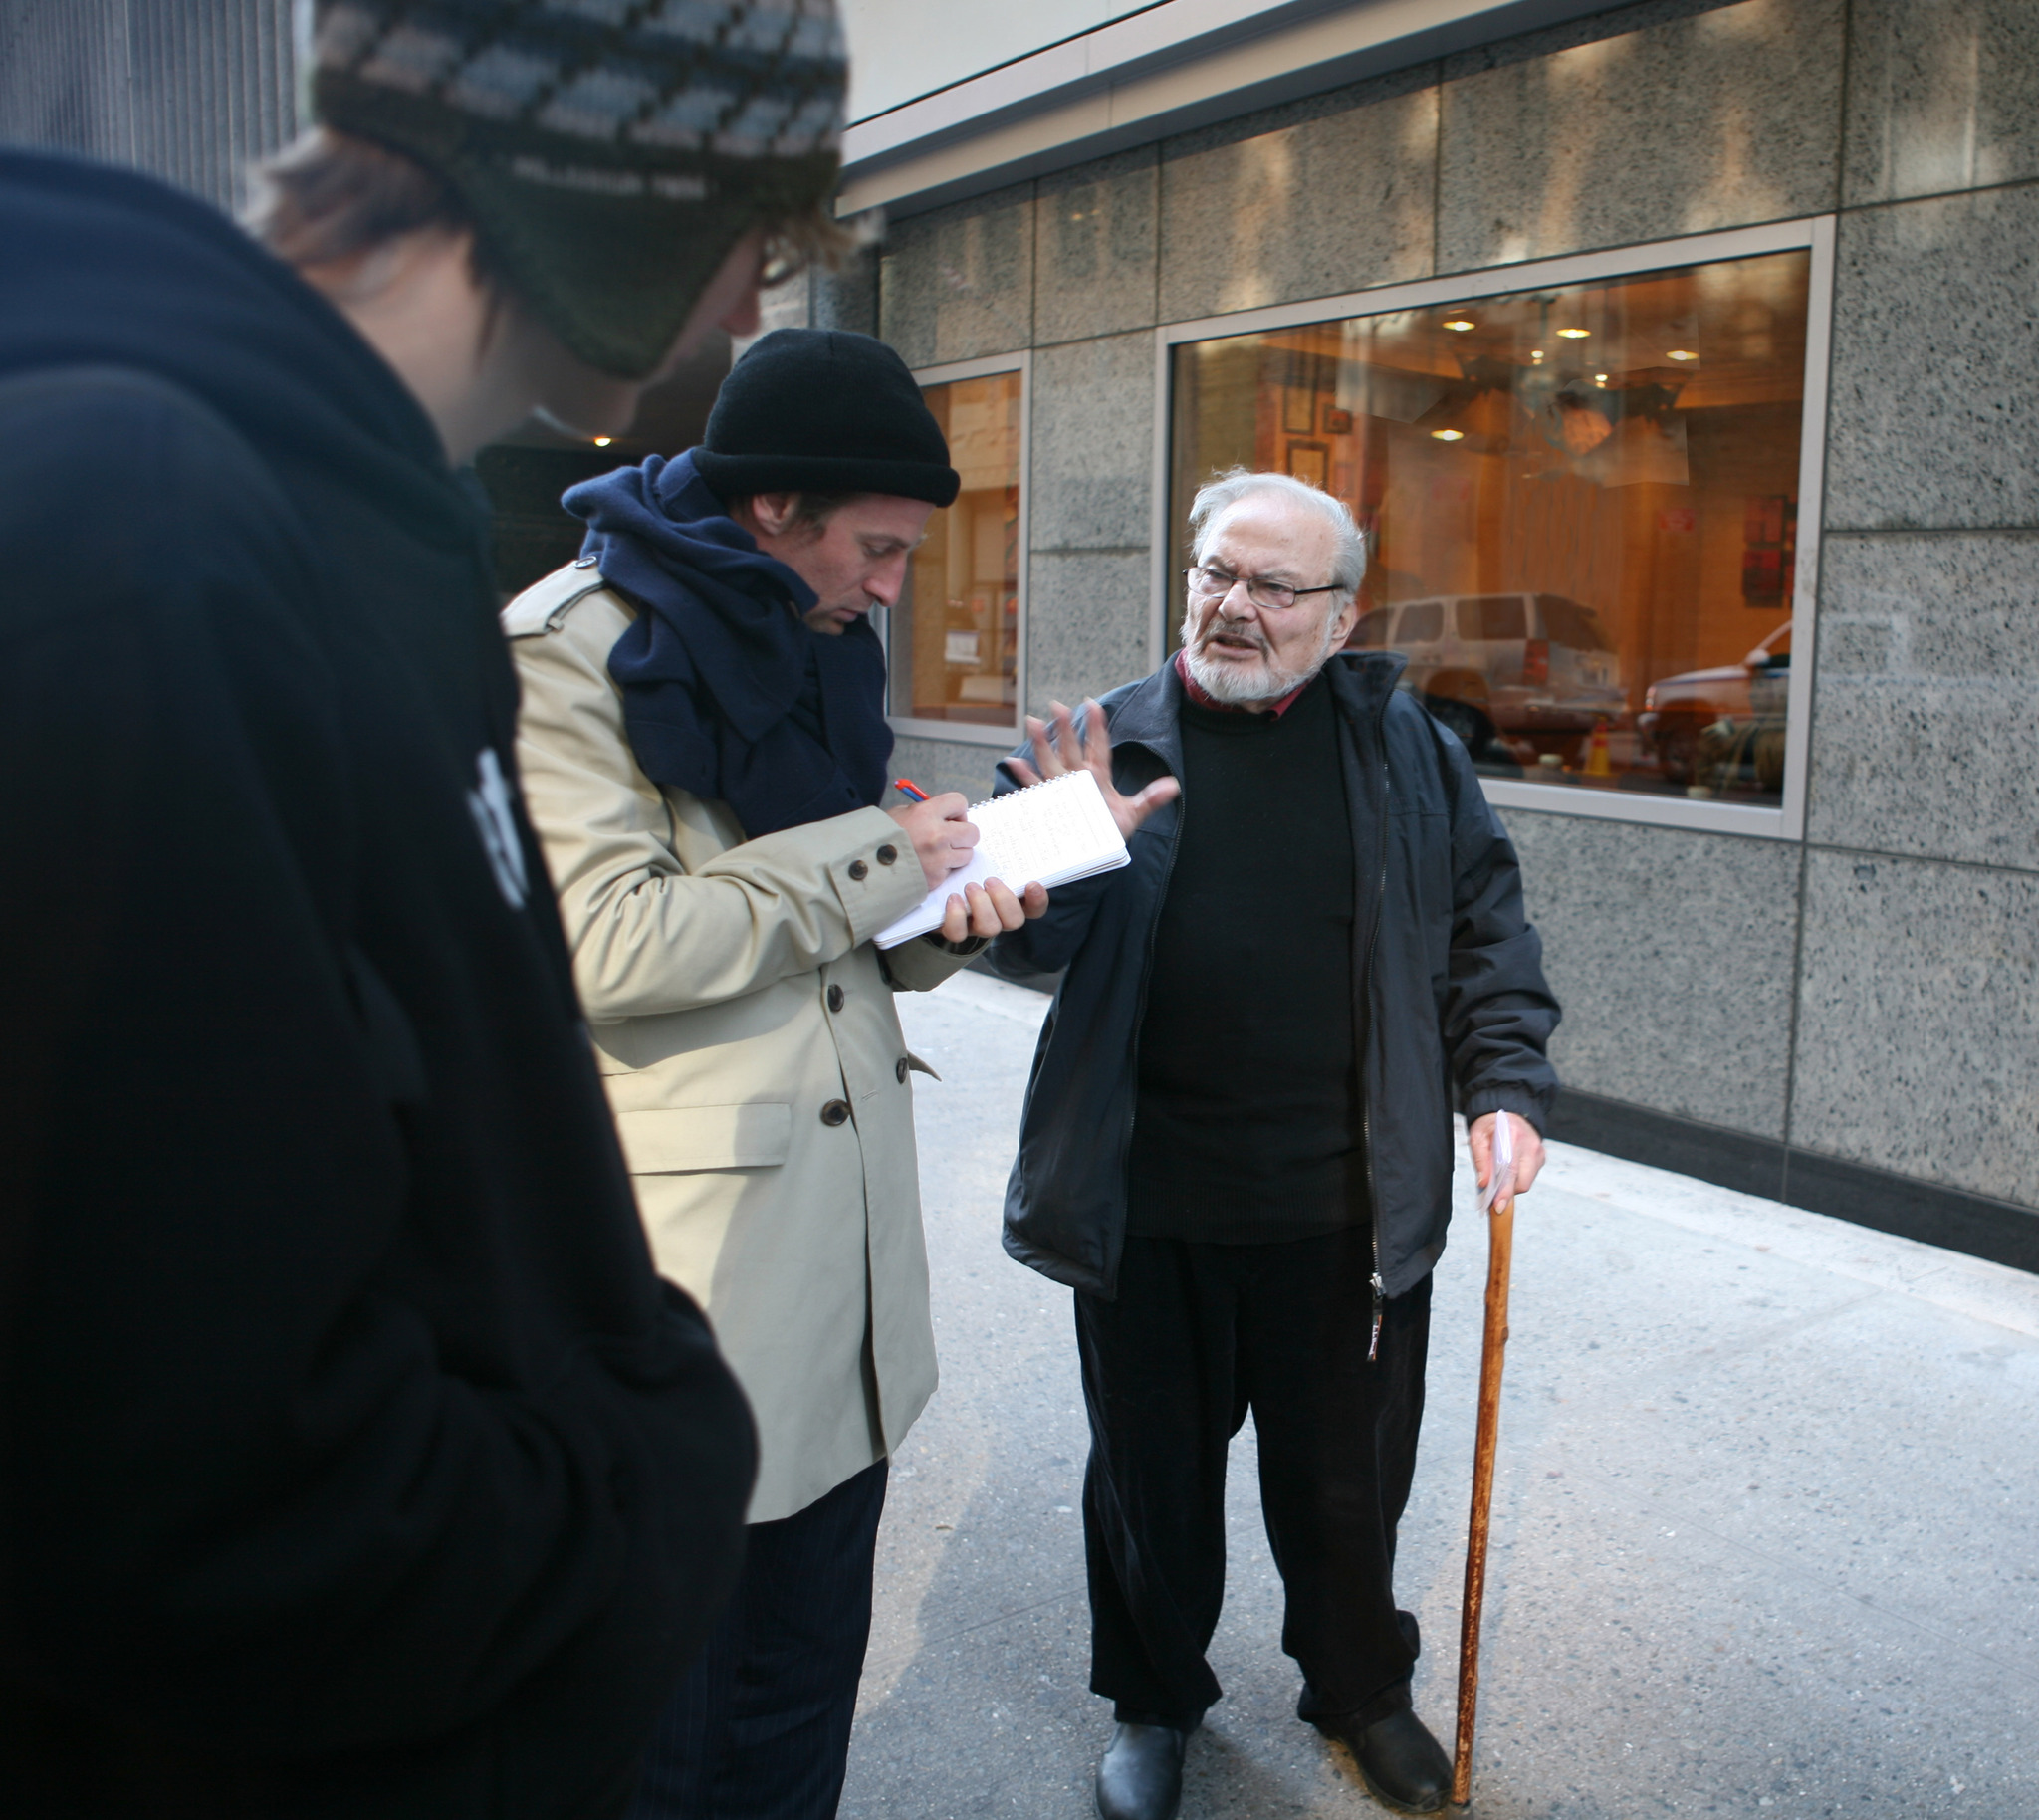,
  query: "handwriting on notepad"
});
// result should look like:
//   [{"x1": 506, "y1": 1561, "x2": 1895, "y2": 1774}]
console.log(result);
[
  {"x1": 971, "y1": 769, "x2": 1123, "y2": 888},
  {"x1": 871, "y1": 770, "x2": 1130, "y2": 948}
]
